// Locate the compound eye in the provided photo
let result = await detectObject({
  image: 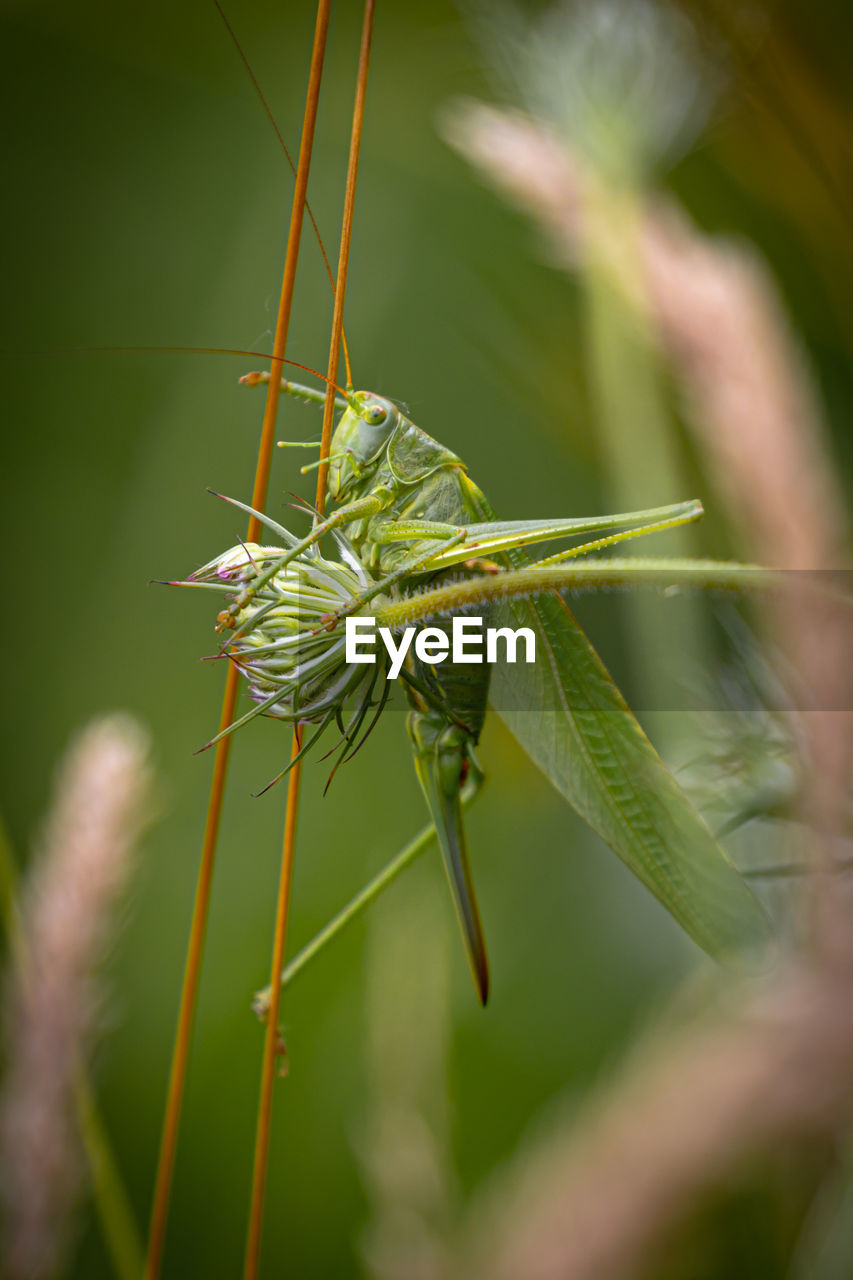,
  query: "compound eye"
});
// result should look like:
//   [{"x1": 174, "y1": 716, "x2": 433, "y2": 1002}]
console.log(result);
[{"x1": 363, "y1": 401, "x2": 389, "y2": 426}]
